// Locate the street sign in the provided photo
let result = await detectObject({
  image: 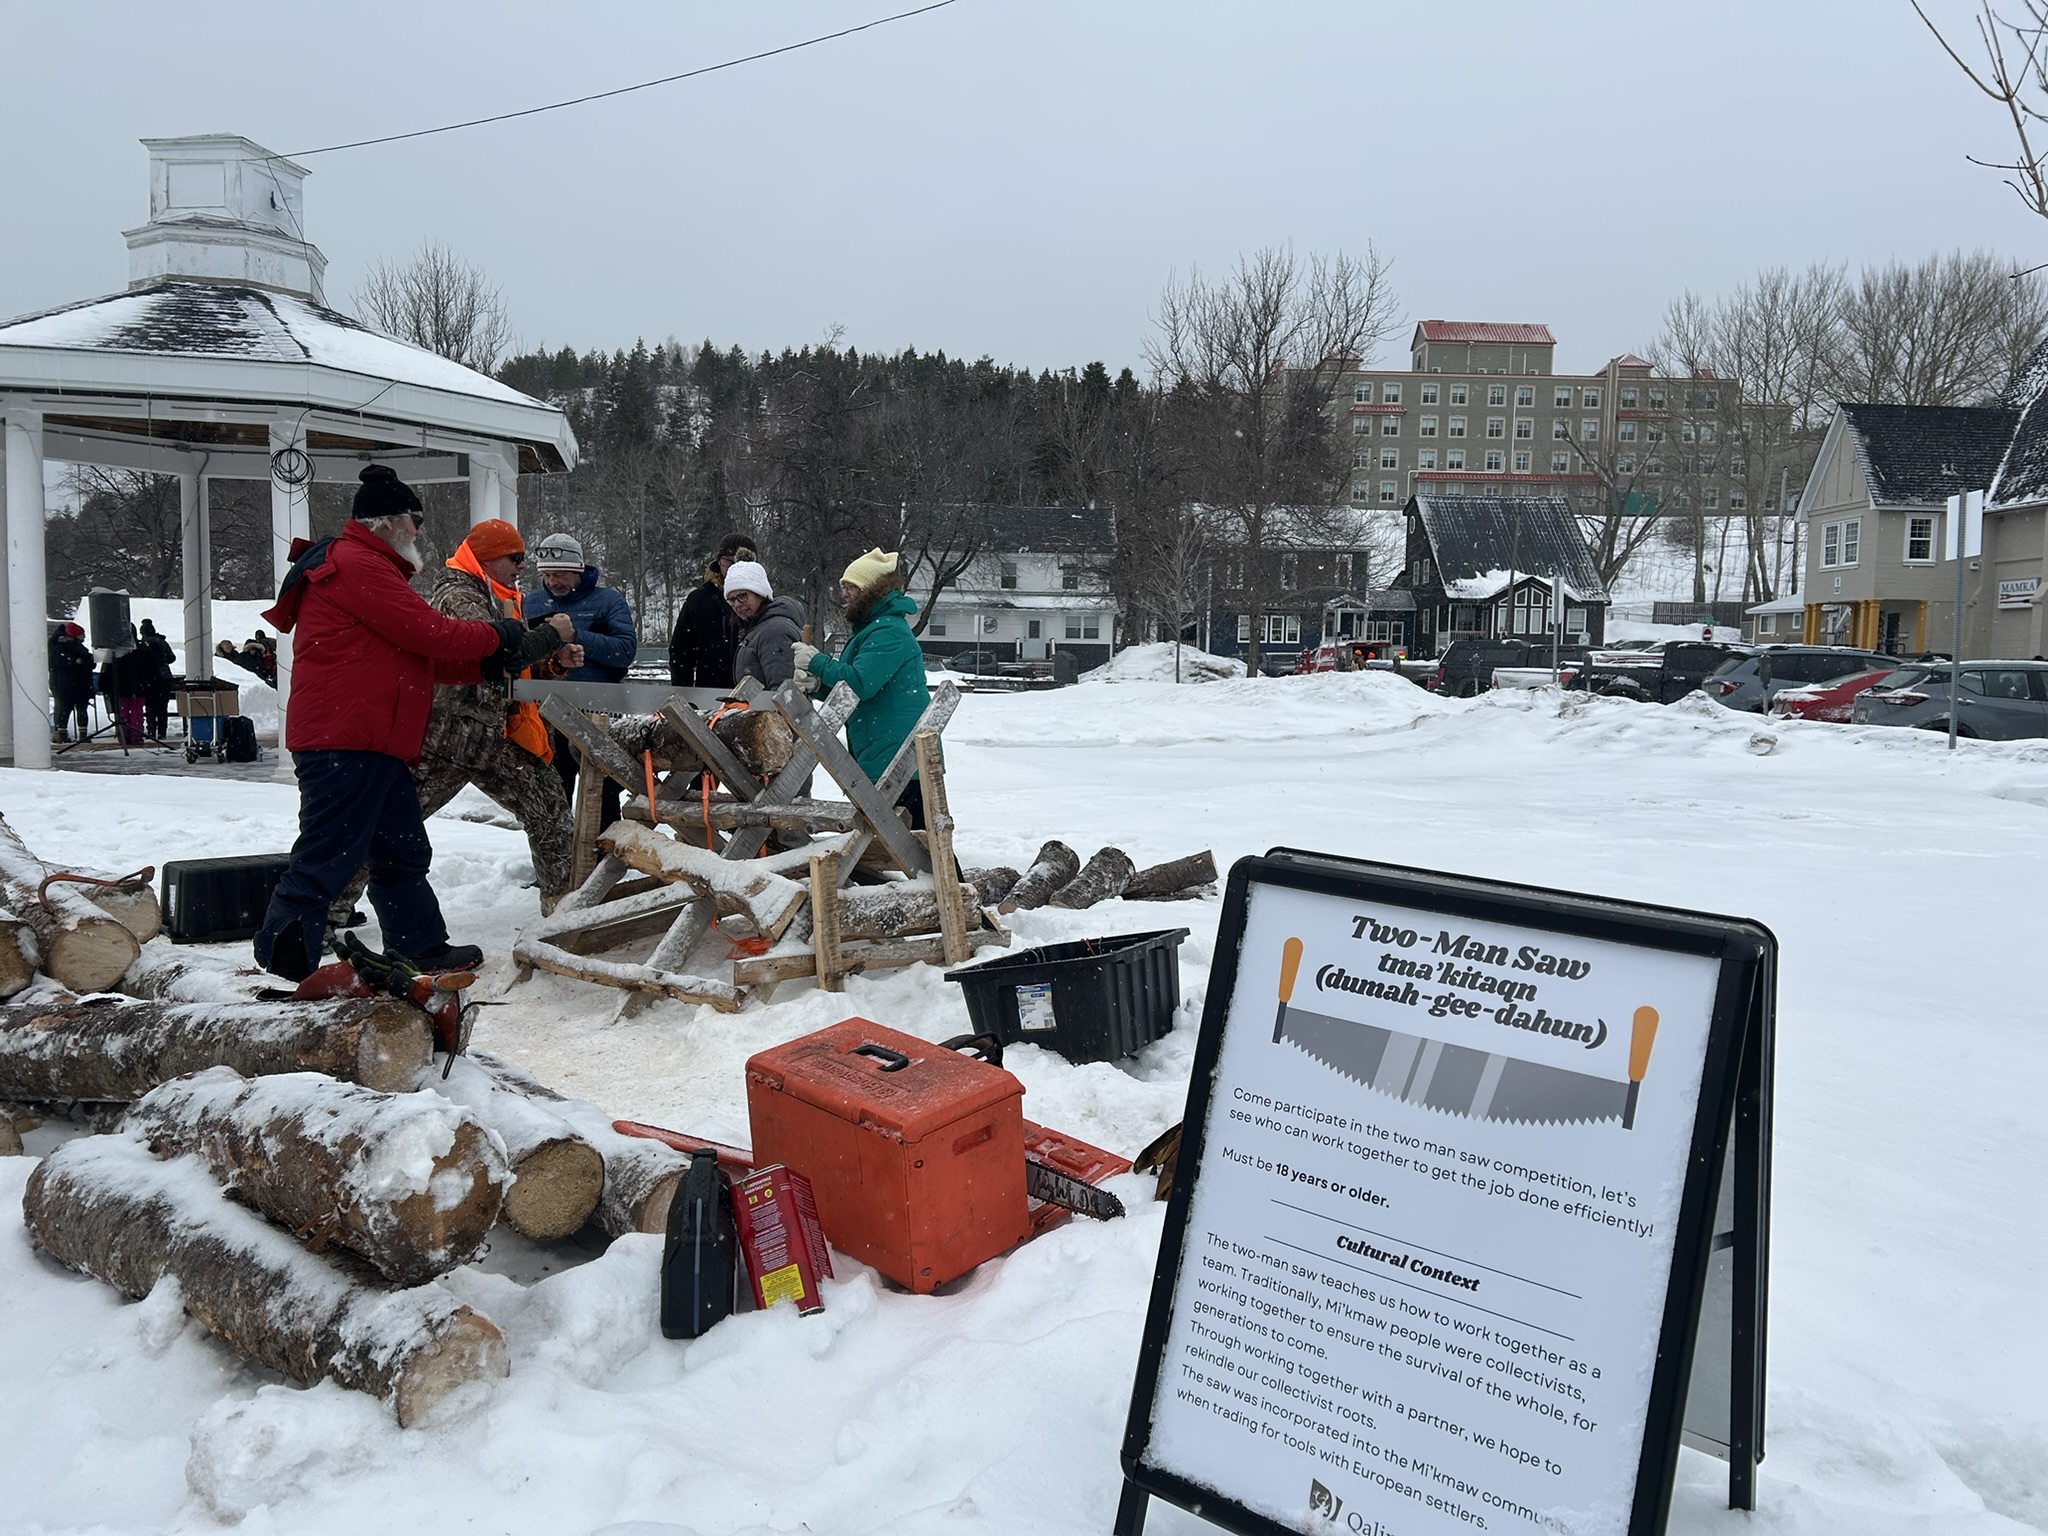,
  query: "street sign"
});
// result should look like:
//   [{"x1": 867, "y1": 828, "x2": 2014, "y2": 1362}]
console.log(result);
[
  {"x1": 1943, "y1": 490, "x2": 1984, "y2": 561},
  {"x1": 1117, "y1": 850, "x2": 1773, "y2": 1536}
]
